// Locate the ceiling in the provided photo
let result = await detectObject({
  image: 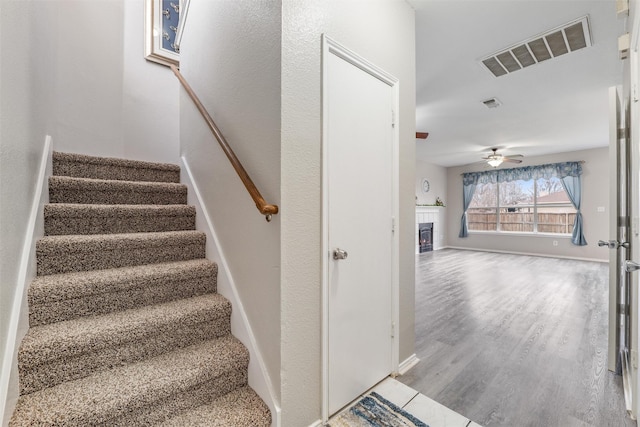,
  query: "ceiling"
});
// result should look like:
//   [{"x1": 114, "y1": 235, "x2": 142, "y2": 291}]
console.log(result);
[{"x1": 410, "y1": 0, "x2": 625, "y2": 167}]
